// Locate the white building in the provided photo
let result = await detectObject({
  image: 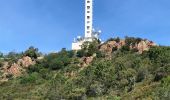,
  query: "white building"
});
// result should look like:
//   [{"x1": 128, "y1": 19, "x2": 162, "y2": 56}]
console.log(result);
[{"x1": 72, "y1": 0, "x2": 101, "y2": 50}]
